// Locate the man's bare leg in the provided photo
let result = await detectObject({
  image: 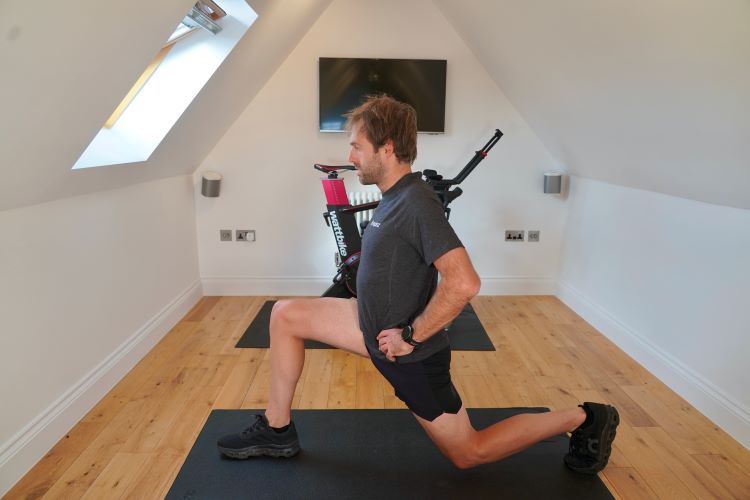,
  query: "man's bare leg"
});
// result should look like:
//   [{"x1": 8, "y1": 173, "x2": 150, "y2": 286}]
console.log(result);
[
  {"x1": 264, "y1": 298, "x2": 368, "y2": 428},
  {"x1": 414, "y1": 405, "x2": 586, "y2": 469}
]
